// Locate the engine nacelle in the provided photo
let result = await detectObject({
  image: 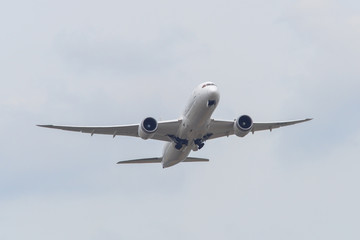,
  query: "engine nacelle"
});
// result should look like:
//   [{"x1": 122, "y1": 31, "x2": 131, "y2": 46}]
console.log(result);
[
  {"x1": 234, "y1": 115, "x2": 253, "y2": 137},
  {"x1": 138, "y1": 117, "x2": 158, "y2": 140}
]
